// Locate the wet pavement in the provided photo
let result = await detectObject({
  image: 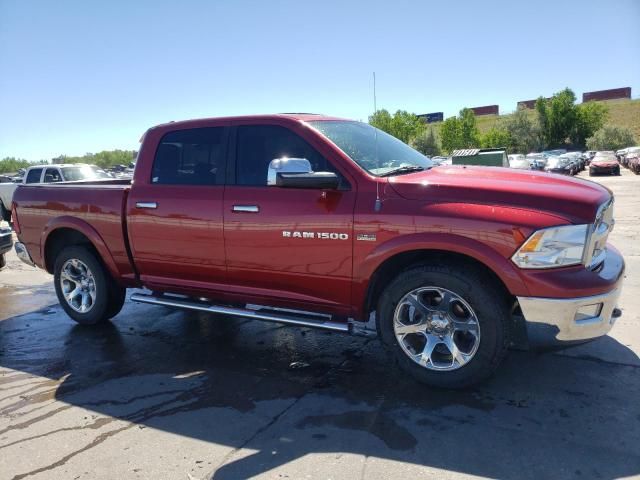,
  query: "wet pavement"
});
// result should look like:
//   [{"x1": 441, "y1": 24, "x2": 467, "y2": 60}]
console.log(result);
[{"x1": 1, "y1": 171, "x2": 640, "y2": 480}]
